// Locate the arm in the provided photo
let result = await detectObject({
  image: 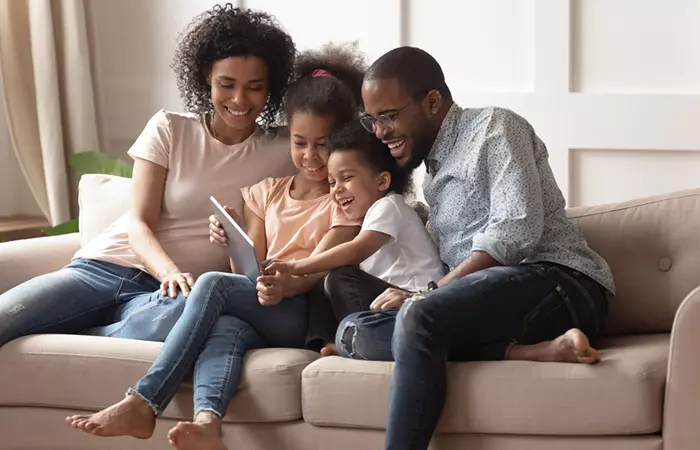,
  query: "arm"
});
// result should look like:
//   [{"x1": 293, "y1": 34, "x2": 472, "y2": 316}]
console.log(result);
[
  {"x1": 128, "y1": 158, "x2": 194, "y2": 296},
  {"x1": 257, "y1": 225, "x2": 359, "y2": 305},
  {"x1": 439, "y1": 110, "x2": 545, "y2": 287},
  {"x1": 272, "y1": 230, "x2": 388, "y2": 276}
]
